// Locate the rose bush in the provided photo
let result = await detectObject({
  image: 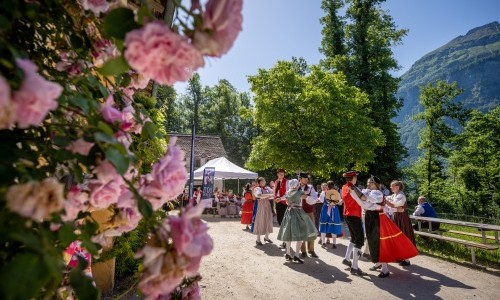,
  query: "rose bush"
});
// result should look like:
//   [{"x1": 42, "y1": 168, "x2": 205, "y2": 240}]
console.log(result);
[{"x1": 0, "y1": 0, "x2": 242, "y2": 299}]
